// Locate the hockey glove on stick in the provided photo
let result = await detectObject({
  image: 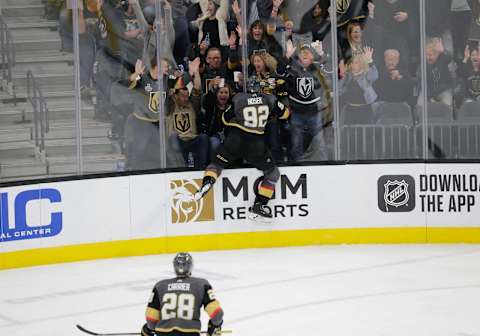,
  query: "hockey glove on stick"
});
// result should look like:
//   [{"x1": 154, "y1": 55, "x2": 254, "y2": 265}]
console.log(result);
[{"x1": 207, "y1": 320, "x2": 222, "y2": 336}]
